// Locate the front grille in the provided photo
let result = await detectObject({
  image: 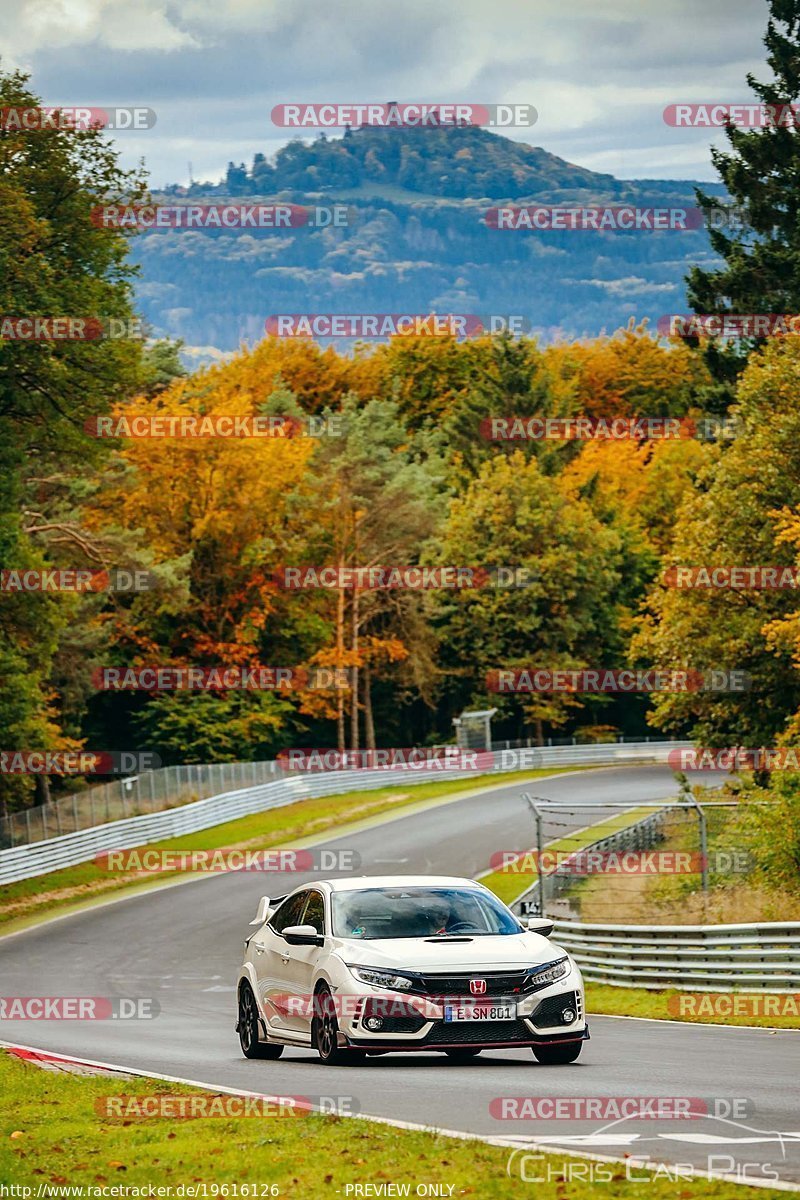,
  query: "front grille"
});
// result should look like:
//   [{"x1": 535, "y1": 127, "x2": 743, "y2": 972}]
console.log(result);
[
  {"x1": 423, "y1": 1019, "x2": 534, "y2": 1045},
  {"x1": 529, "y1": 989, "x2": 579, "y2": 1028},
  {"x1": 415, "y1": 971, "x2": 529, "y2": 998},
  {"x1": 414, "y1": 960, "x2": 567, "y2": 999}
]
